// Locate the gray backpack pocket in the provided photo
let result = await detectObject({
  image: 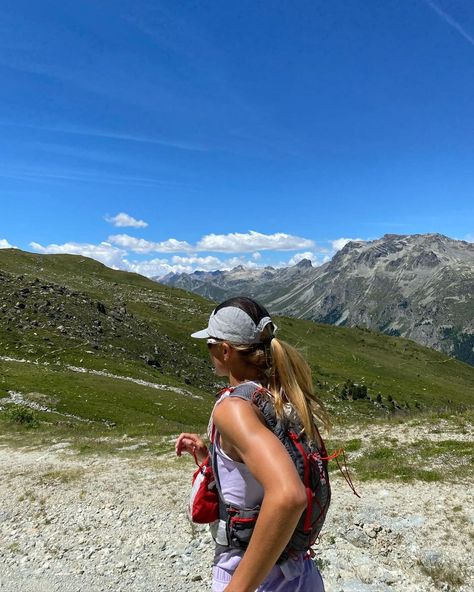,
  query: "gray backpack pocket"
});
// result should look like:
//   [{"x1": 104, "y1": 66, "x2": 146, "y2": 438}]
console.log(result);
[{"x1": 226, "y1": 507, "x2": 260, "y2": 548}]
